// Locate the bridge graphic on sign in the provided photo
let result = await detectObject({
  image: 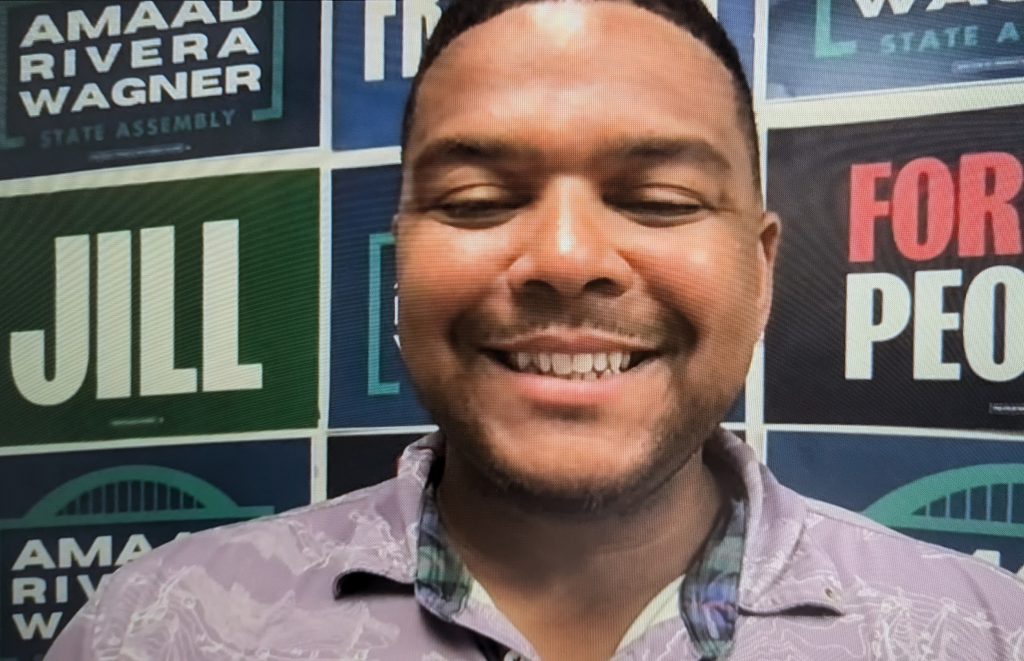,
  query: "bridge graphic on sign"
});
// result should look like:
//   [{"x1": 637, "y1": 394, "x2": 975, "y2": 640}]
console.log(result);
[
  {"x1": 863, "y1": 464, "x2": 1024, "y2": 538},
  {"x1": 0, "y1": 466, "x2": 274, "y2": 530}
]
